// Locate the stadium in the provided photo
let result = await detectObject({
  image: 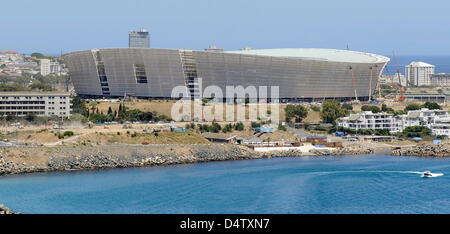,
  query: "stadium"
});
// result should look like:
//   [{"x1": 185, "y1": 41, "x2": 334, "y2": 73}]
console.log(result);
[{"x1": 63, "y1": 48, "x2": 390, "y2": 102}]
